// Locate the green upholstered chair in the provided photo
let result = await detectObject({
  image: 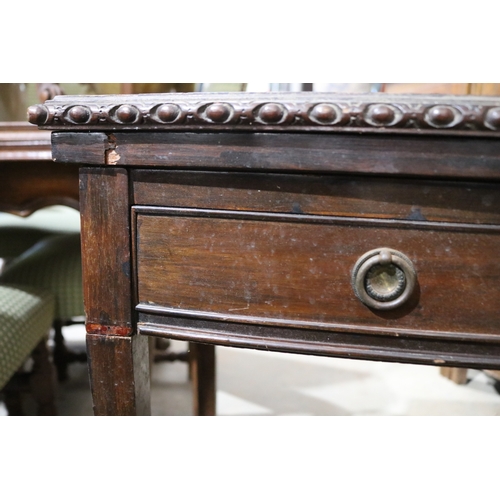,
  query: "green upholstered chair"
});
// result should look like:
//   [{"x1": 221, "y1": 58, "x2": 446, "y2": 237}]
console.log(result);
[
  {"x1": 0, "y1": 226, "x2": 68, "y2": 260},
  {"x1": 0, "y1": 226, "x2": 68, "y2": 275},
  {"x1": 0, "y1": 283, "x2": 56, "y2": 415},
  {"x1": 0, "y1": 232, "x2": 85, "y2": 382}
]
